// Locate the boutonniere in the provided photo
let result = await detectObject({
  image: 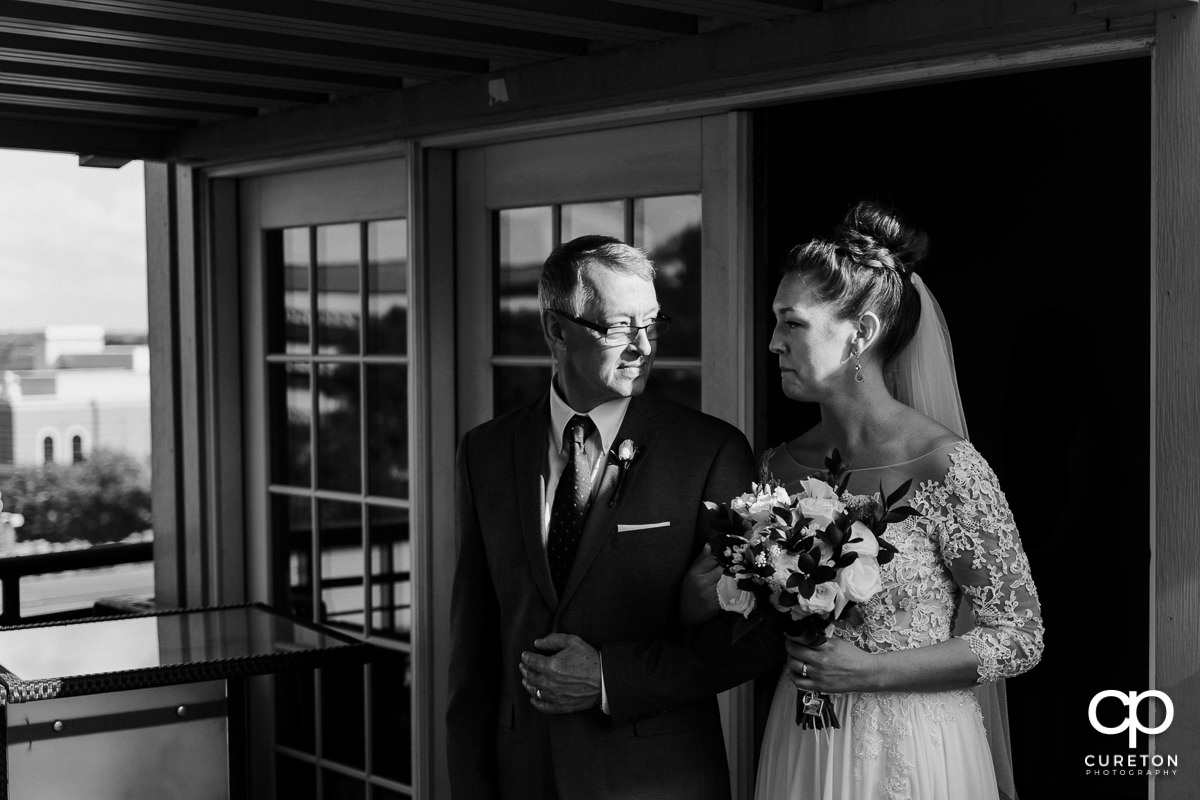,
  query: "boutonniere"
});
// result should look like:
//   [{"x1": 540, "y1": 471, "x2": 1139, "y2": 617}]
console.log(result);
[{"x1": 608, "y1": 438, "x2": 640, "y2": 508}]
